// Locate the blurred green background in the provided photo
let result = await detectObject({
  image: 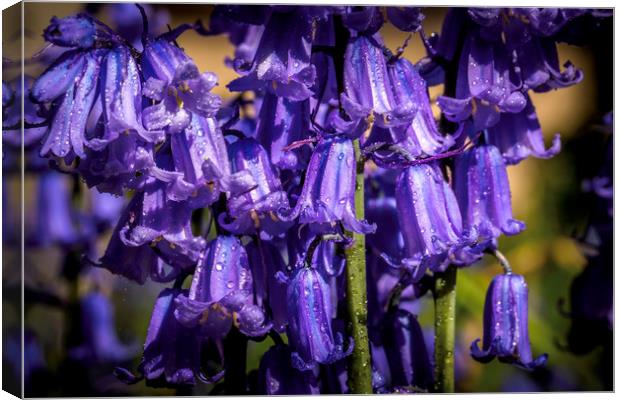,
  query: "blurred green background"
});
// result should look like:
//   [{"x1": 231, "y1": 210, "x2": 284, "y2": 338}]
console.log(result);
[{"x1": 3, "y1": 3, "x2": 613, "y2": 395}]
